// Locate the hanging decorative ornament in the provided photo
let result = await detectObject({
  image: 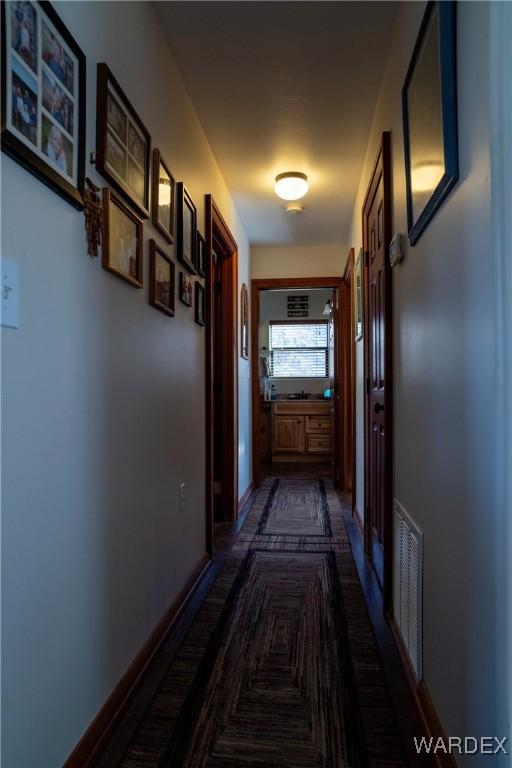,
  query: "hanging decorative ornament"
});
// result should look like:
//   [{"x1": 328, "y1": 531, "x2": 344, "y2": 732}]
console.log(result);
[{"x1": 84, "y1": 178, "x2": 103, "y2": 258}]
